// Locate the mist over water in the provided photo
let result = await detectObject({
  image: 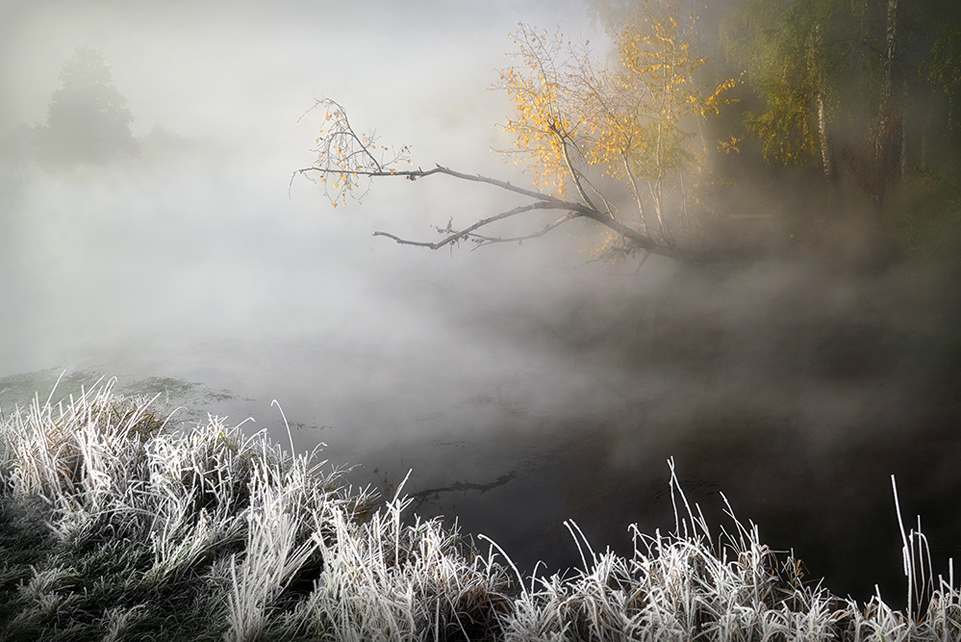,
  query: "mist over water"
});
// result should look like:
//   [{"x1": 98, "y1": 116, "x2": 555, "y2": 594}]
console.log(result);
[{"x1": 3, "y1": 0, "x2": 960, "y2": 609}]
